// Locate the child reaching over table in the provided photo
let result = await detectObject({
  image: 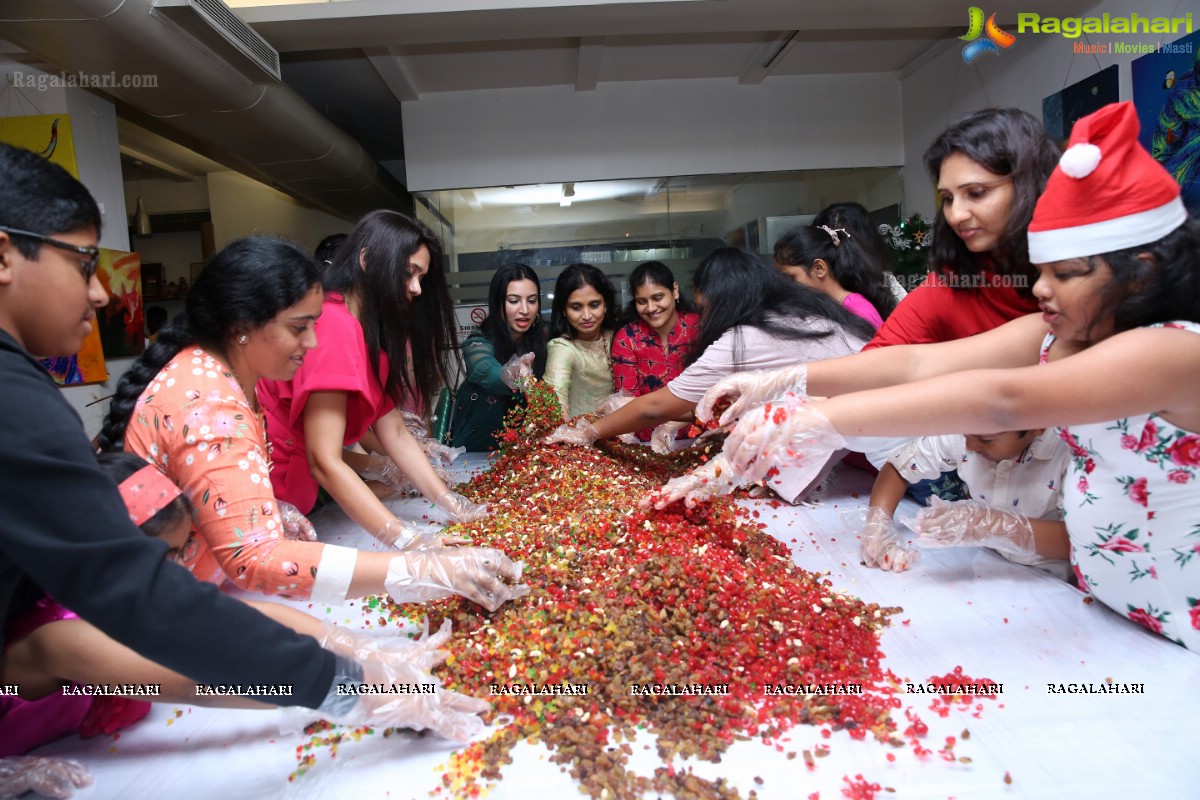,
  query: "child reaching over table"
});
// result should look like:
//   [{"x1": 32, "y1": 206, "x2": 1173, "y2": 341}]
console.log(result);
[
  {"x1": 860, "y1": 430, "x2": 1070, "y2": 577},
  {"x1": 672, "y1": 102, "x2": 1200, "y2": 650}
]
